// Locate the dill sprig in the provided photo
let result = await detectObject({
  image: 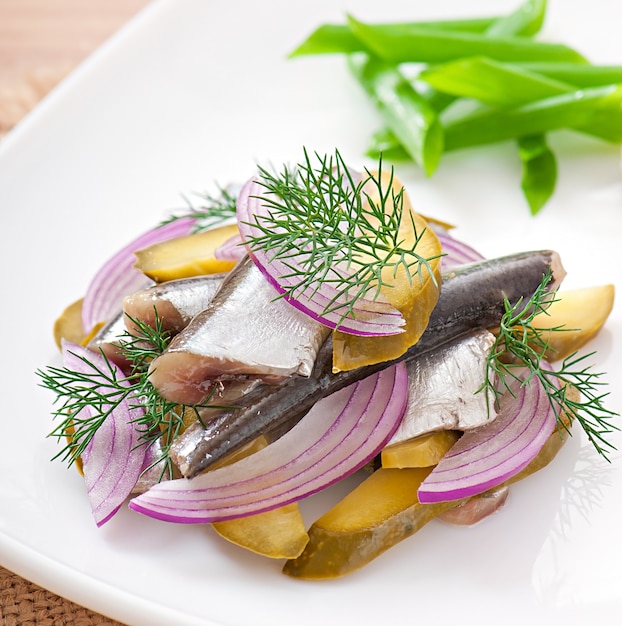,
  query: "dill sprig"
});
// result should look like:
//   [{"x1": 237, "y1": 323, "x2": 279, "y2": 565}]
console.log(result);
[
  {"x1": 483, "y1": 272, "x2": 618, "y2": 461},
  {"x1": 161, "y1": 184, "x2": 238, "y2": 232},
  {"x1": 41, "y1": 352, "x2": 135, "y2": 465},
  {"x1": 37, "y1": 313, "x2": 221, "y2": 479},
  {"x1": 245, "y1": 148, "x2": 441, "y2": 322}
]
